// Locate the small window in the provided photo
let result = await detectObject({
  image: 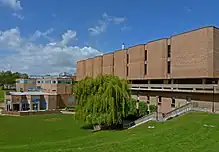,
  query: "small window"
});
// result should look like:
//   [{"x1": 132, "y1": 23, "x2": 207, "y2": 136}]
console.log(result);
[
  {"x1": 23, "y1": 80, "x2": 28, "y2": 84},
  {"x1": 37, "y1": 81, "x2": 40, "y2": 84},
  {"x1": 58, "y1": 80, "x2": 62, "y2": 84},
  {"x1": 171, "y1": 97, "x2": 176, "y2": 107},
  {"x1": 145, "y1": 50, "x2": 147, "y2": 61},
  {"x1": 52, "y1": 90, "x2": 56, "y2": 92},
  {"x1": 144, "y1": 64, "x2": 147, "y2": 75},
  {"x1": 158, "y1": 96, "x2": 162, "y2": 105},
  {"x1": 126, "y1": 67, "x2": 129, "y2": 76},
  {"x1": 168, "y1": 45, "x2": 171, "y2": 58},
  {"x1": 52, "y1": 80, "x2": 56, "y2": 84},
  {"x1": 127, "y1": 53, "x2": 129, "y2": 64},
  {"x1": 167, "y1": 61, "x2": 171, "y2": 74},
  {"x1": 66, "y1": 81, "x2": 72, "y2": 84},
  {"x1": 147, "y1": 96, "x2": 150, "y2": 100}
]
